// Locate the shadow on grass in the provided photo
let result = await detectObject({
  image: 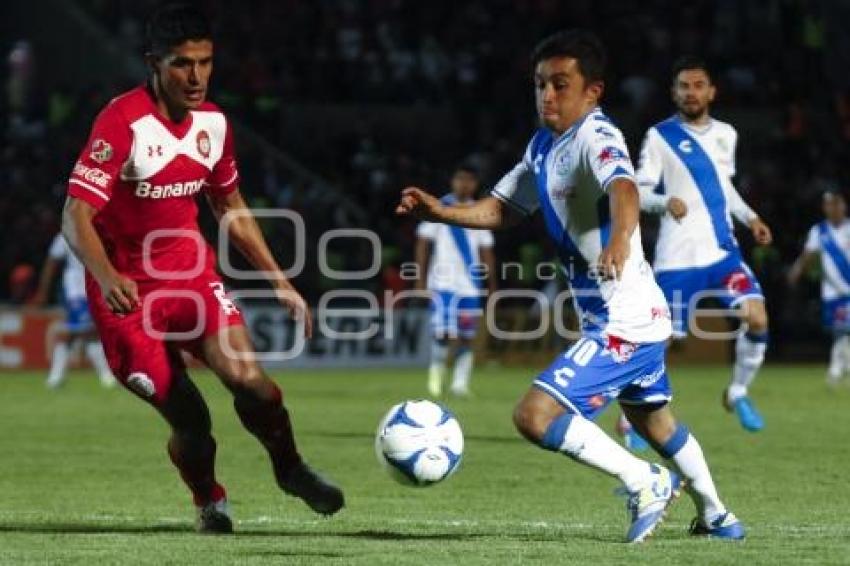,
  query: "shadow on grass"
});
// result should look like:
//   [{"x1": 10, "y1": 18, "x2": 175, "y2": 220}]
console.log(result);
[
  {"x1": 0, "y1": 523, "x2": 616, "y2": 543},
  {"x1": 0, "y1": 523, "x2": 475, "y2": 540}
]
